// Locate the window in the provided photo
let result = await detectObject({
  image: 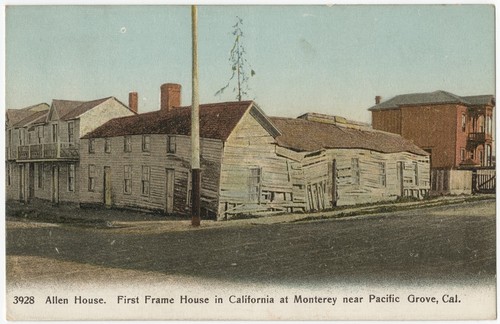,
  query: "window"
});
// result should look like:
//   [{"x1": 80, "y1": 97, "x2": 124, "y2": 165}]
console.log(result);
[
  {"x1": 461, "y1": 114, "x2": 466, "y2": 132},
  {"x1": 37, "y1": 126, "x2": 44, "y2": 144},
  {"x1": 88, "y1": 139, "x2": 95, "y2": 154},
  {"x1": 37, "y1": 163, "x2": 43, "y2": 189},
  {"x1": 68, "y1": 122, "x2": 74, "y2": 143},
  {"x1": 18, "y1": 128, "x2": 25, "y2": 146},
  {"x1": 88, "y1": 164, "x2": 96, "y2": 191},
  {"x1": 378, "y1": 162, "x2": 386, "y2": 187},
  {"x1": 105, "y1": 138, "x2": 111, "y2": 153},
  {"x1": 478, "y1": 116, "x2": 485, "y2": 133},
  {"x1": 460, "y1": 148, "x2": 465, "y2": 162},
  {"x1": 487, "y1": 116, "x2": 493, "y2": 135},
  {"x1": 124, "y1": 136, "x2": 132, "y2": 152},
  {"x1": 52, "y1": 124, "x2": 58, "y2": 143},
  {"x1": 479, "y1": 150, "x2": 484, "y2": 166},
  {"x1": 141, "y1": 166, "x2": 150, "y2": 196},
  {"x1": 68, "y1": 164, "x2": 75, "y2": 192},
  {"x1": 8, "y1": 129, "x2": 12, "y2": 147},
  {"x1": 142, "y1": 135, "x2": 151, "y2": 152},
  {"x1": 124, "y1": 165, "x2": 132, "y2": 194},
  {"x1": 248, "y1": 167, "x2": 261, "y2": 201},
  {"x1": 351, "y1": 158, "x2": 360, "y2": 185},
  {"x1": 167, "y1": 136, "x2": 176, "y2": 154}
]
